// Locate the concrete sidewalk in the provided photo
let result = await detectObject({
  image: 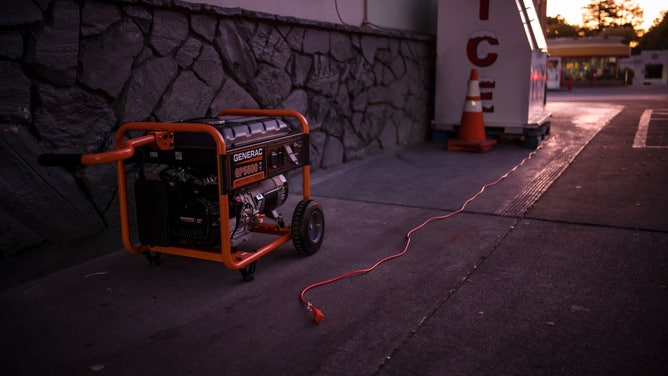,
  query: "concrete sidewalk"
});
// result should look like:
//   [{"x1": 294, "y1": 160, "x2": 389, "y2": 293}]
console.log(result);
[{"x1": 1, "y1": 86, "x2": 667, "y2": 375}]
